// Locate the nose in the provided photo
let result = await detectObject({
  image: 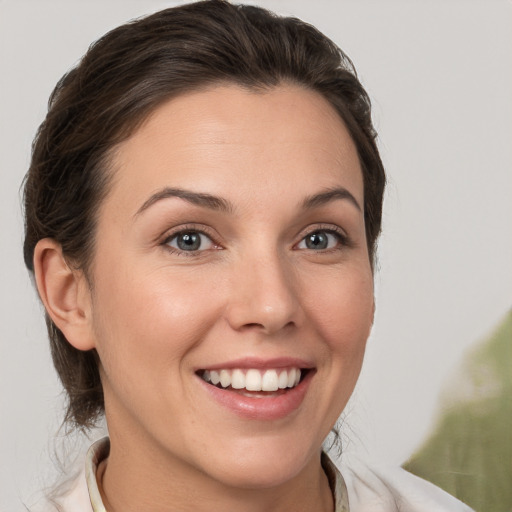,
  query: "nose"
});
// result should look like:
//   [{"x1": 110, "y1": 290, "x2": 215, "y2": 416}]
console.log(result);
[{"x1": 224, "y1": 249, "x2": 302, "y2": 335}]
